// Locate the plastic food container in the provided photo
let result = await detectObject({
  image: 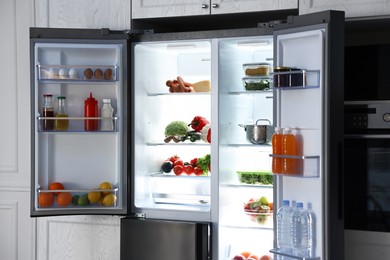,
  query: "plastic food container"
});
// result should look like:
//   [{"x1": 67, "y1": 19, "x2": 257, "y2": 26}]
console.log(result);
[
  {"x1": 242, "y1": 77, "x2": 270, "y2": 91},
  {"x1": 243, "y1": 63, "x2": 272, "y2": 76},
  {"x1": 273, "y1": 66, "x2": 305, "y2": 87}
]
